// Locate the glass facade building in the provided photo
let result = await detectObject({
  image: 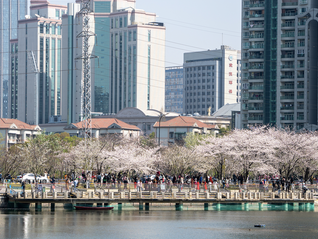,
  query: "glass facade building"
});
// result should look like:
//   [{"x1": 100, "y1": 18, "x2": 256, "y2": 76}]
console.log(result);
[
  {"x1": 165, "y1": 67, "x2": 184, "y2": 114},
  {"x1": 2, "y1": 0, "x2": 28, "y2": 118}
]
